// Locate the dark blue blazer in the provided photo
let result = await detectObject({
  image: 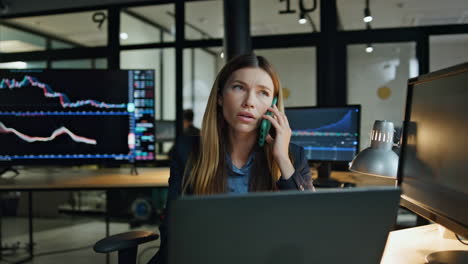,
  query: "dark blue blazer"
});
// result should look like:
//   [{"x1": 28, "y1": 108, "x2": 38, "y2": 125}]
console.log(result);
[{"x1": 148, "y1": 135, "x2": 314, "y2": 264}]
